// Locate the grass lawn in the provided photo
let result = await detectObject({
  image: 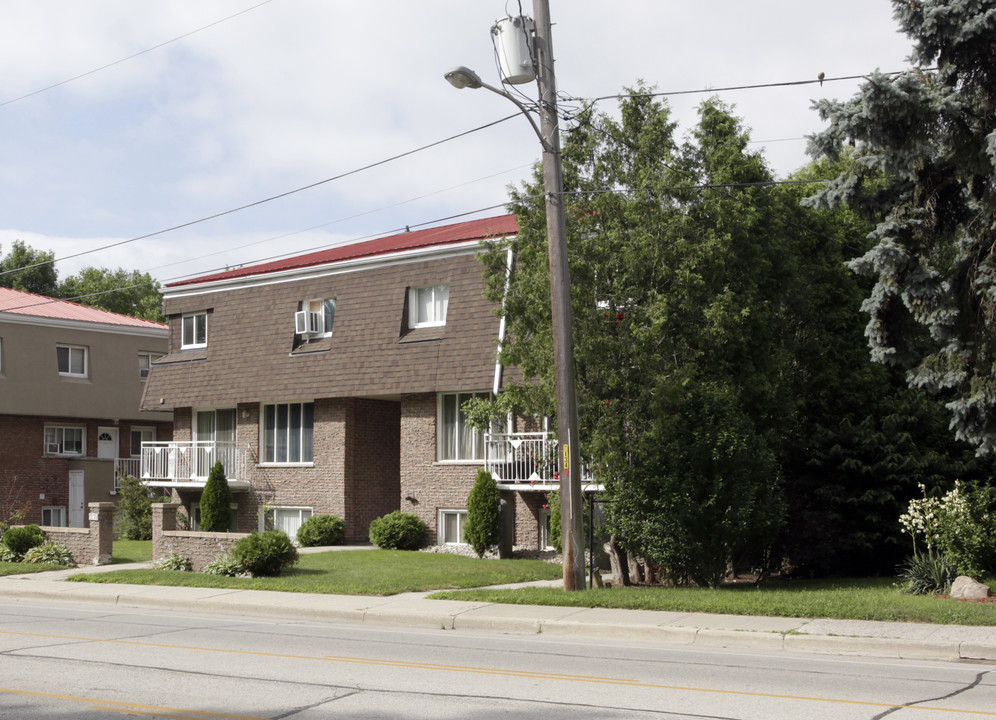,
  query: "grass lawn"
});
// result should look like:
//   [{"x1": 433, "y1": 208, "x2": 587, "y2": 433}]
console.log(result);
[
  {"x1": 0, "y1": 561, "x2": 64, "y2": 577},
  {"x1": 68, "y1": 549, "x2": 563, "y2": 595},
  {"x1": 430, "y1": 576, "x2": 996, "y2": 626},
  {"x1": 112, "y1": 539, "x2": 153, "y2": 563}
]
